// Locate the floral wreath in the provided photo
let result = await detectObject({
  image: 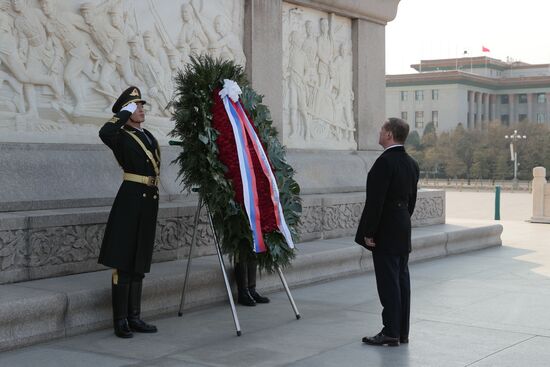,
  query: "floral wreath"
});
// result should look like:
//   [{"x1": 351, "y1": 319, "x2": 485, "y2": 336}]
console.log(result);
[{"x1": 170, "y1": 56, "x2": 301, "y2": 271}]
